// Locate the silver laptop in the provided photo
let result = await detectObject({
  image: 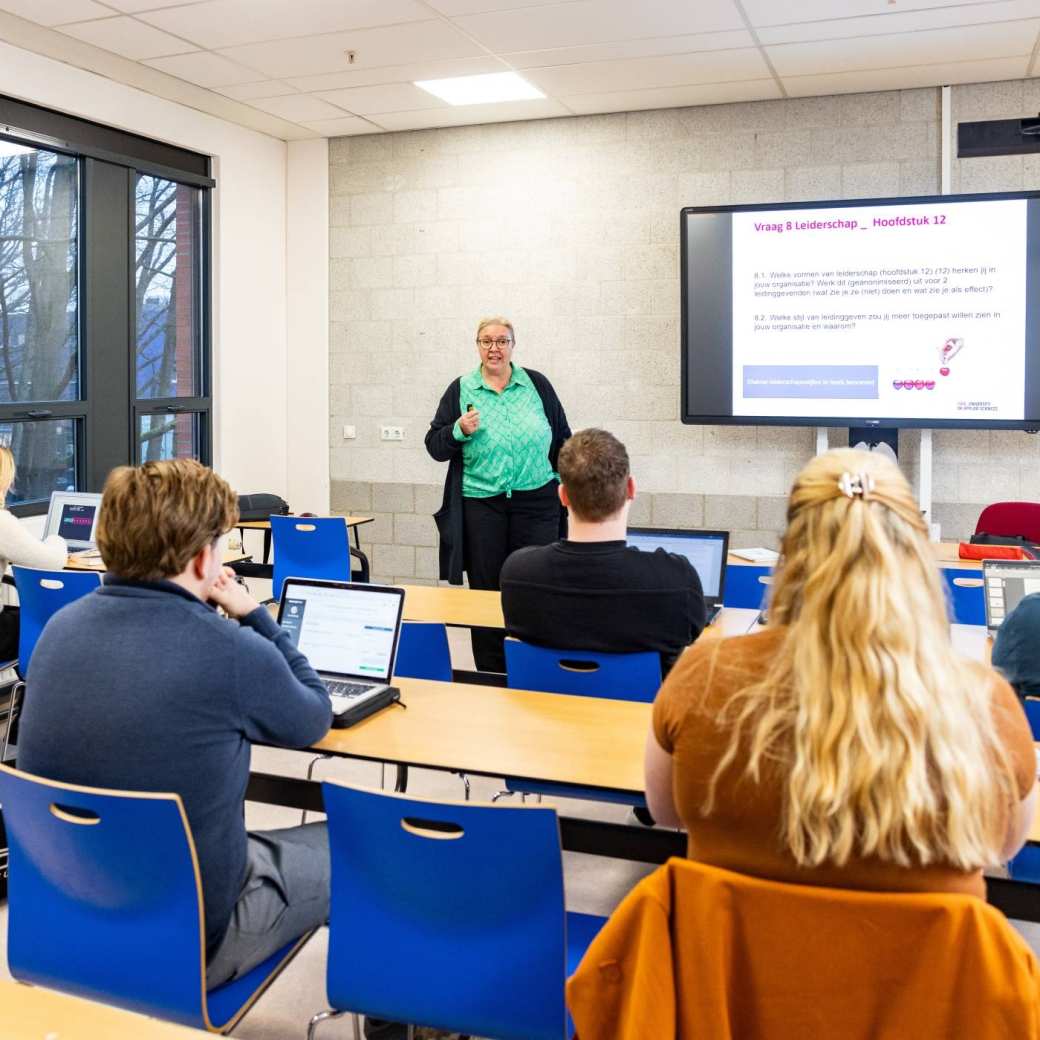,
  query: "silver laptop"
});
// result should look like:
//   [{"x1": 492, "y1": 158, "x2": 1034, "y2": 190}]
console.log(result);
[
  {"x1": 277, "y1": 578, "x2": 405, "y2": 725},
  {"x1": 43, "y1": 490, "x2": 103, "y2": 551},
  {"x1": 983, "y1": 559, "x2": 1040, "y2": 634}
]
